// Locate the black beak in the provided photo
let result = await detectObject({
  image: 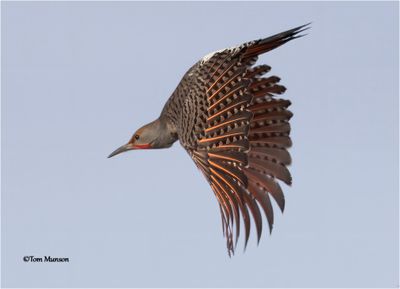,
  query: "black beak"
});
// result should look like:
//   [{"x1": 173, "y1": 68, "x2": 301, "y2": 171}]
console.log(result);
[{"x1": 108, "y1": 143, "x2": 133, "y2": 158}]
